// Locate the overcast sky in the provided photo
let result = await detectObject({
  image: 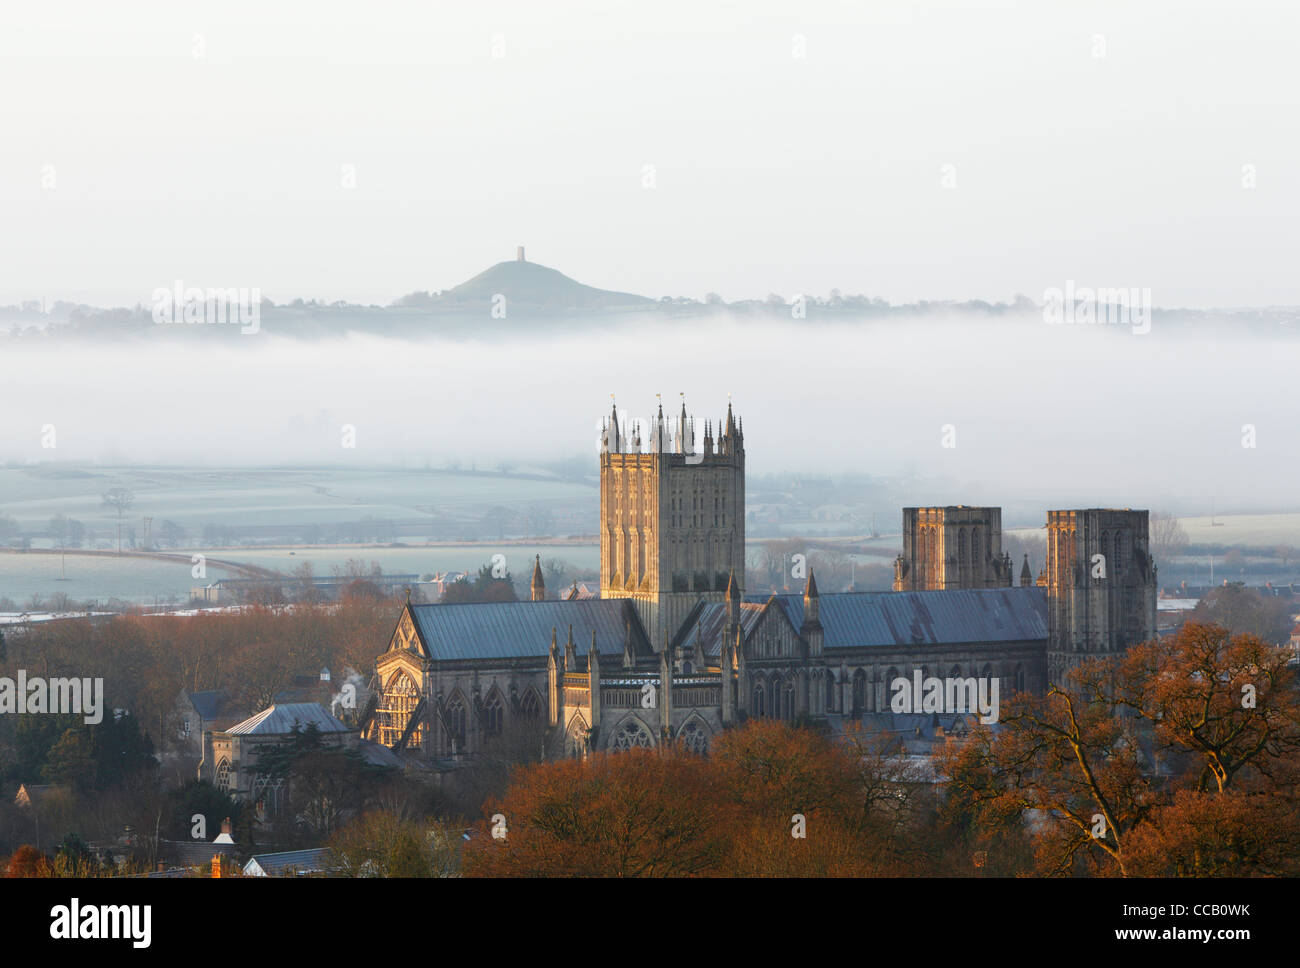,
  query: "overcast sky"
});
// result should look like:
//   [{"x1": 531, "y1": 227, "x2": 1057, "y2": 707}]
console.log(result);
[{"x1": 2, "y1": 0, "x2": 1298, "y2": 309}]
